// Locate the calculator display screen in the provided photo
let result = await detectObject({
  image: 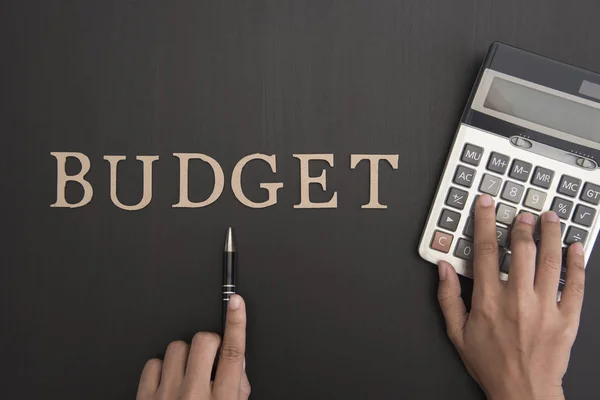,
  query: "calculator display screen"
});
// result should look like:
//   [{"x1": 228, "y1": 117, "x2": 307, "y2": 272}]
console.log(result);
[{"x1": 484, "y1": 77, "x2": 600, "y2": 144}]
